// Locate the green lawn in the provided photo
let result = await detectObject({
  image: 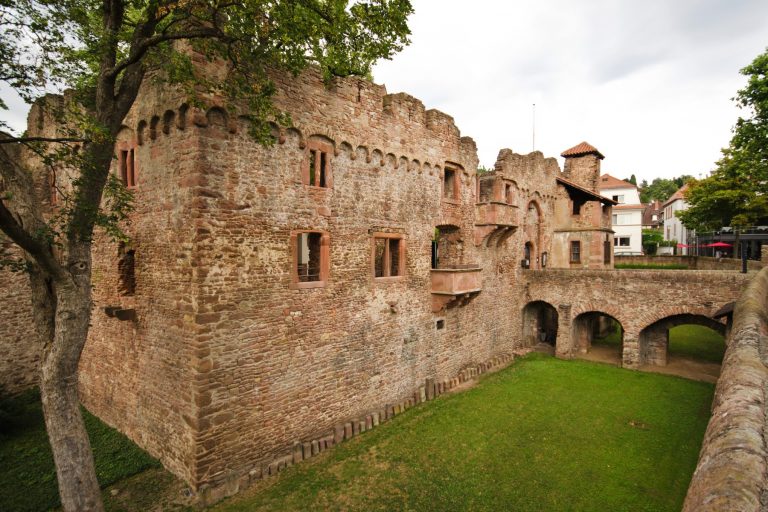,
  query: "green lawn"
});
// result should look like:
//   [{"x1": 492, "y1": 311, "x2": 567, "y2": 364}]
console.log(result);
[
  {"x1": 668, "y1": 325, "x2": 726, "y2": 363},
  {"x1": 593, "y1": 322, "x2": 725, "y2": 364},
  {"x1": 0, "y1": 389, "x2": 161, "y2": 512},
  {"x1": 212, "y1": 354, "x2": 714, "y2": 512}
]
